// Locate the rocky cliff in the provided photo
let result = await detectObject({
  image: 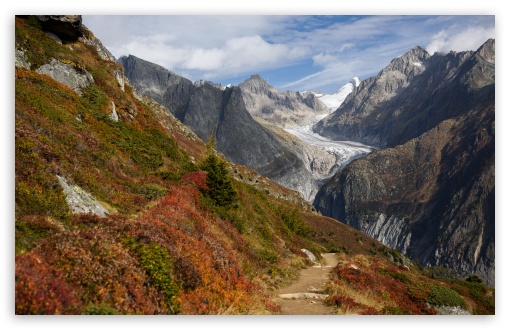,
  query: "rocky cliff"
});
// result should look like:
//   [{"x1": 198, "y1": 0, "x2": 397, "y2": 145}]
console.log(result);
[
  {"x1": 239, "y1": 74, "x2": 329, "y2": 128},
  {"x1": 314, "y1": 40, "x2": 495, "y2": 285},
  {"x1": 118, "y1": 55, "x2": 313, "y2": 192}
]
